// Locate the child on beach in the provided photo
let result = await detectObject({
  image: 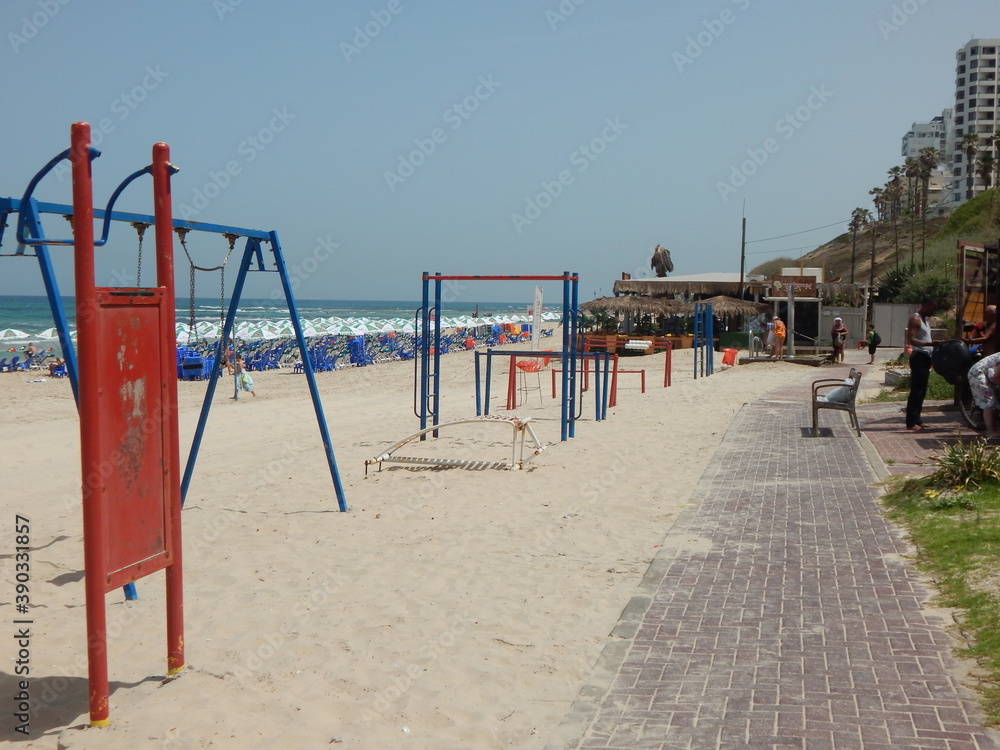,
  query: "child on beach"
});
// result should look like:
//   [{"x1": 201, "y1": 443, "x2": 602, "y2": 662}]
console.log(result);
[
  {"x1": 228, "y1": 354, "x2": 256, "y2": 398},
  {"x1": 866, "y1": 325, "x2": 881, "y2": 364}
]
